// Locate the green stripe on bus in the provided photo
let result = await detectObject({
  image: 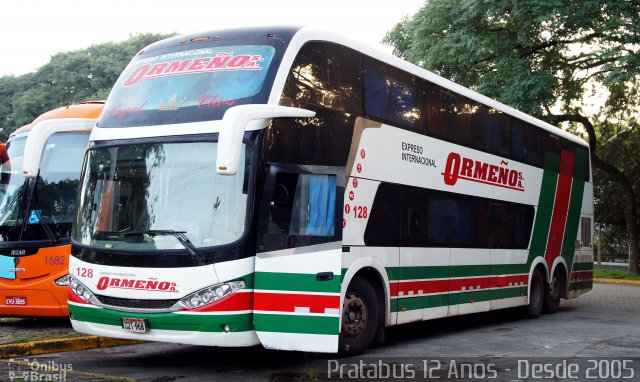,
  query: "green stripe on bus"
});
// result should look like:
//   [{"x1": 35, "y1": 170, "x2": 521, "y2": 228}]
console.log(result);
[
  {"x1": 490, "y1": 264, "x2": 530, "y2": 275},
  {"x1": 572, "y1": 262, "x2": 593, "y2": 271},
  {"x1": 69, "y1": 305, "x2": 254, "y2": 332},
  {"x1": 573, "y1": 146, "x2": 589, "y2": 180},
  {"x1": 237, "y1": 273, "x2": 255, "y2": 289},
  {"x1": 254, "y1": 272, "x2": 340, "y2": 293},
  {"x1": 562, "y1": 179, "x2": 585, "y2": 271},
  {"x1": 253, "y1": 313, "x2": 338, "y2": 335},
  {"x1": 386, "y1": 267, "x2": 399, "y2": 282},
  {"x1": 527, "y1": 154, "x2": 561, "y2": 265},
  {"x1": 569, "y1": 280, "x2": 593, "y2": 291},
  {"x1": 387, "y1": 264, "x2": 528, "y2": 281},
  {"x1": 544, "y1": 152, "x2": 561, "y2": 176},
  {"x1": 395, "y1": 294, "x2": 450, "y2": 311},
  {"x1": 393, "y1": 287, "x2": 525, "y2": 312},
  {"x1": 454, "y1": 287, "x2": 525, "y2": 304}
]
